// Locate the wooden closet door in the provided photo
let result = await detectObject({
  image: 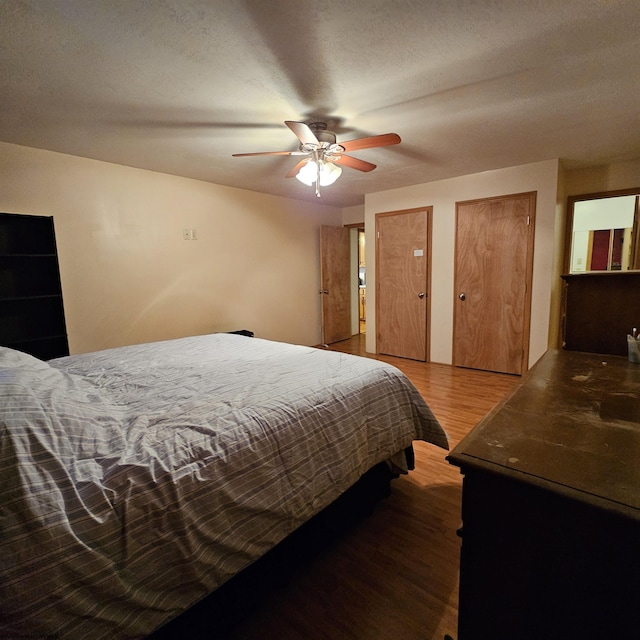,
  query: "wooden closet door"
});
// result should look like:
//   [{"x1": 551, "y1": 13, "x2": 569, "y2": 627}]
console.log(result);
[
  {"x1": 376, "y1": 207, "x2": 430, "y2": 361},
  {"x1": 453, "y1": 192, "x2": 535, "y2": 375}
]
